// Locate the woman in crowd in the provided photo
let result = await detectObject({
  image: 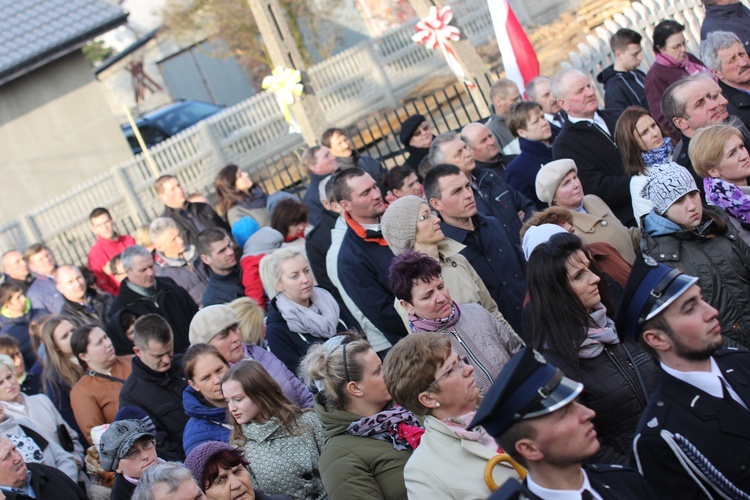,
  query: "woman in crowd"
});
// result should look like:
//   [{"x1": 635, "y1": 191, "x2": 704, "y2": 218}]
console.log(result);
[
  {"x1": 185, "y1": 441, "x2": 290, "y2": 500},
  {"x1": 99, "y1": 419, "x2": 162, "y2": 500},
  {"x1": 230, "y1": 296, "x2": 266, "y2": 347},
  {"x1": 215, "y1": 164, "x2": 271, "y2": 227},
  {"x1": 259, "y1": 248, "x2": 356, "y2": 374},
  {"x1": 645, "y1": 19, "x2": 712, "y2": 139},
  {"x1": 536, "y1": 159, "x2": 639, "y2": 263},
  {"x1": 0, "y1": 401, "x2": 79, "y2": 481},
  {"x1": 387, "y1": 164, "x2": 424, "y2": 200},
  {"x1": 382, "y1": 195, "x2": 512, "y2": 331},
  {"x1": 0, "y1": 354, "x2": 83, "y2": 461},
  {"x1": 383, "y1": 333, "x2": 518, "y2": 499},
  {"x1": 0, "y1": 334, "x2": 41, "y2": 396},
  {"x1": 690, "y1": 124, "x2": 750, "y2": 245},
  {"x1": 270, "y1": 198, "x2": 310, "y2": 251},
  {"x1": 526, "y1": 232, "x2": 658, "y2": 464},
  {"x1": 222, "y1": 360, "x2": 327, "y2": 499},
  {"x1": 616, "y1": 106, "x2": 674, "y2": 223},
  {"x1": 399, "y1": 114, "x2": 433, "y2": 178},
  {"x1": 189, "y1": 304, "x2": 314, "y2": 408},
  {"x1": 182, "y1": 344, "x2": 231, "y2": 454},
  {"x1": 641, "y1": 162, "x2": 750, "y2": 347},
  {"x1": 69, "y1": 324, "x2": 133, "y2": 442},
  {"x1": 300, "y1": 336, "x2": 419, "y2": 500},
  {"x1": 388, "y1": 251, "x2": 524, "y2": 395},
  {"x1": 40, "y1": 316, "x2": 85, "y2": 443},
  {"x1": 0, "y1": 283, "x2": 46, "y2": 370}
]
